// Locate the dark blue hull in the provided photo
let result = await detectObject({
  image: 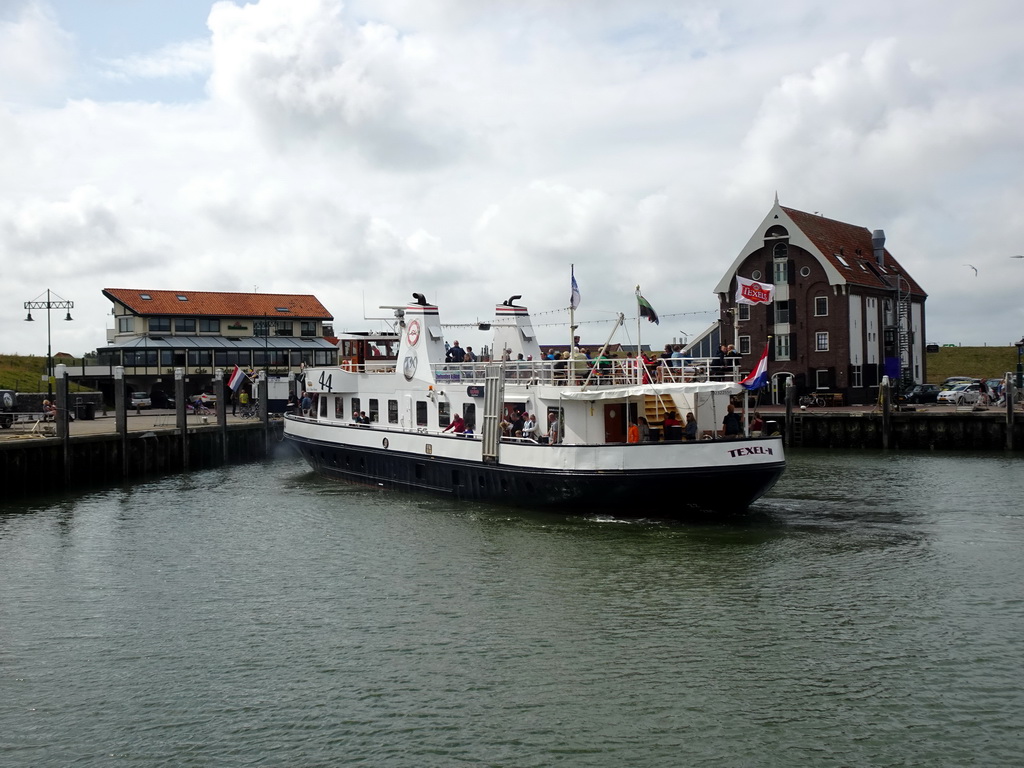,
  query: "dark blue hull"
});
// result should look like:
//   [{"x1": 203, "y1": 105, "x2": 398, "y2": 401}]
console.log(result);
[{"x1": 286, "y1": 433, "x2": 785, "y2": 515}]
